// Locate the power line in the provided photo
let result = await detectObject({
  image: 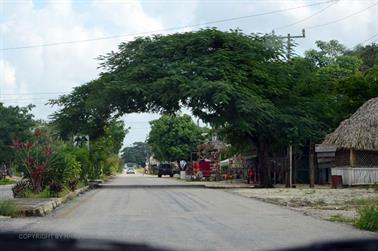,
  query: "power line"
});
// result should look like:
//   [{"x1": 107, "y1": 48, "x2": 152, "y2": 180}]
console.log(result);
[
  {"x1": 273, "y1": 0, "x2": 338, "y2": 31},
  {"x1": 1, "y1": 1, "x2": 332, "y2": 51},
  {"x1": 306, "y1": 2, "x2": 377, "y2": 29},
  {"x1": 355, "y1": 34, "x2": 378, "y2": 45}
]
